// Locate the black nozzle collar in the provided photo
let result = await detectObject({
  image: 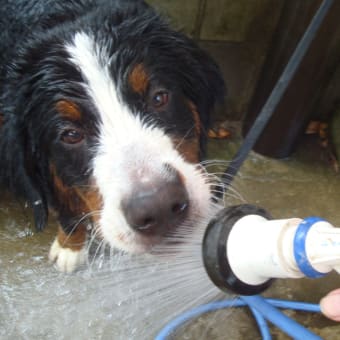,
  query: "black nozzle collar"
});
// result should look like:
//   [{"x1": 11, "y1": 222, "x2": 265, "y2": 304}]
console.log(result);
[{"x1": 202, "y1": 204, "x2": 274, "y2": 296}]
